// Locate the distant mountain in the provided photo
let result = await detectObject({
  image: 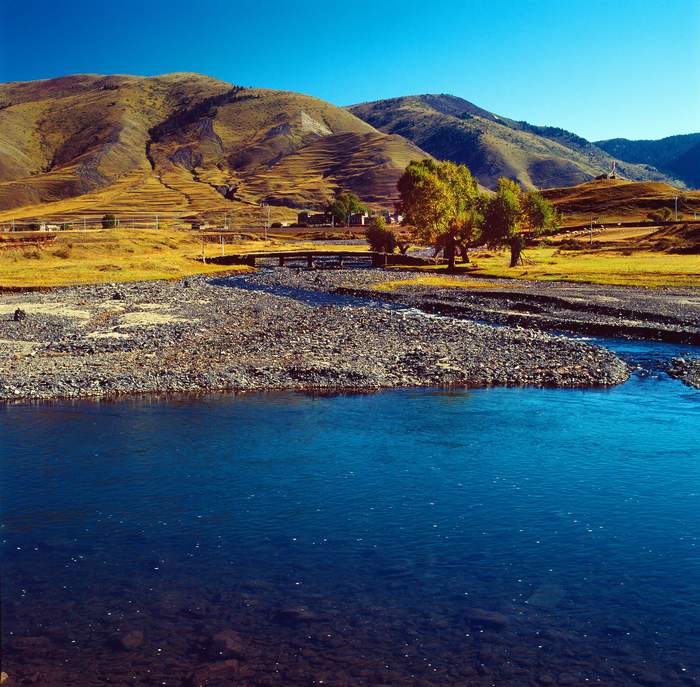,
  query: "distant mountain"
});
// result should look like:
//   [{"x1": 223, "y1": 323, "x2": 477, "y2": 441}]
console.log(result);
[
  {"x1": 596, "y1": 134, "x2": 700, "y2": 189},
  {"x1": 349, "y1": 94, "x2": 684, "y2": 190},
  {"x1": 0, "y1": 73, "x2": 428, "y2": 223}
]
